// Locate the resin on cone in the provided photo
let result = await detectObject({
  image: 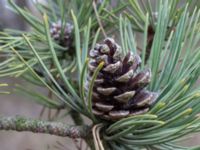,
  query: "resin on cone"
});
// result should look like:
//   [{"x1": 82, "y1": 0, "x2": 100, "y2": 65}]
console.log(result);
[{"x1": 87, "y1": 38, "x2": 158, "y2": 121}]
